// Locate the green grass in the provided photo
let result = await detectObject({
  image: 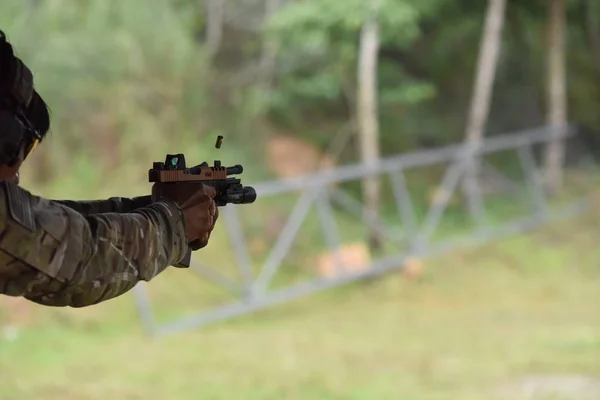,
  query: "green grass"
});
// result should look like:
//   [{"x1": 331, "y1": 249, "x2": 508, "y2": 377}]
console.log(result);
[
  {"x1": 2, "y1": 160, "x2": 598, "y2": 400},
  {"x1": 0, "y1": 210, "x2": 599, "y2": 400}
]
